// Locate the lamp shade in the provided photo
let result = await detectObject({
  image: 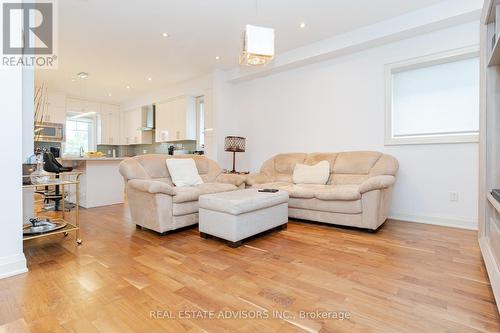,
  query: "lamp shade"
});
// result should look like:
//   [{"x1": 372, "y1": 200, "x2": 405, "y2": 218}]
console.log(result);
[
  {"x1": 239, "y1": 24, "x2": 275, "y2": 66},
  {"x1": 224, "y1": 136, "x2": 246, "y2": 152}
]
